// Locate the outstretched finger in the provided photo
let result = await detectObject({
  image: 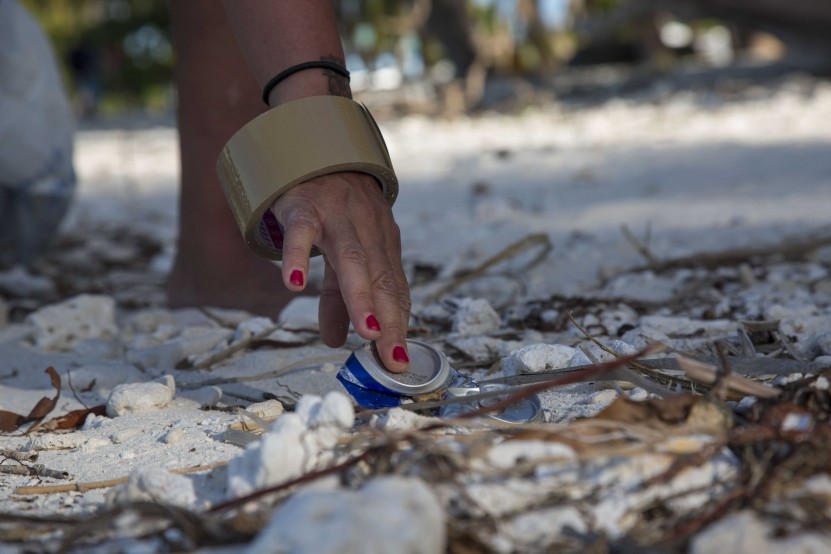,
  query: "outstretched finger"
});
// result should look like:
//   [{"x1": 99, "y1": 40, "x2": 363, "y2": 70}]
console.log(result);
[
  {"x1": 272, "y1": 202, "x2": 320, "y2": 292},
  {"x1": 361, "y1": 230, "x2": 410, "y2": 372},
  {"x1": 320, "y1": 218, "x2": 392, "y2": 343}
]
